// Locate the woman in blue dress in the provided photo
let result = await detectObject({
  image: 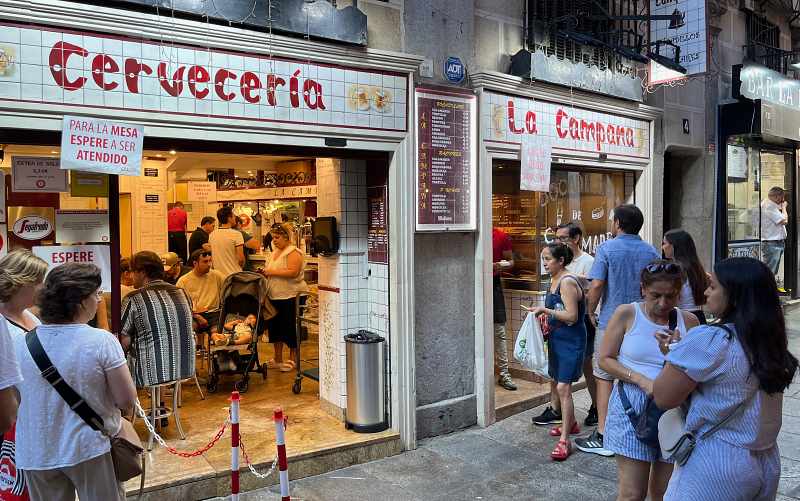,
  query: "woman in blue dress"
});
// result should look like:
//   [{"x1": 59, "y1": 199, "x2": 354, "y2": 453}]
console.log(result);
[
  {"x1": 525, "y1": 242, "x2": 586, "y2": 461},
  {"x1": 654, "y1": 257, "x2": 798, "y2": 500}
]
